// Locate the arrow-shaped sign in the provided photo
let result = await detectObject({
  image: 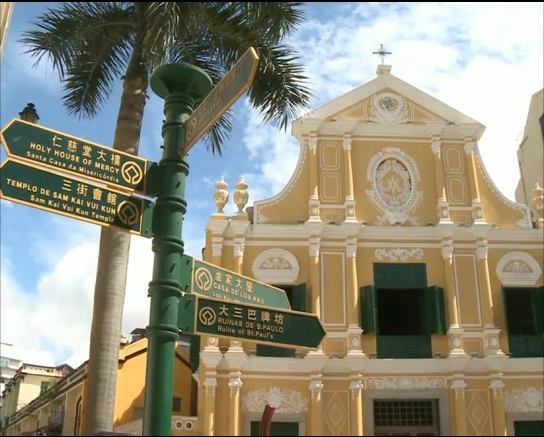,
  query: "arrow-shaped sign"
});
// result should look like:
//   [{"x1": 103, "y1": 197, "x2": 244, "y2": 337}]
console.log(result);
[
  {"x1": 178, "y1": 294, "x2": 326, "y2": 349},
  {"x1": 1, "y1": 119, "x2": 156, "y2": 196}
]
